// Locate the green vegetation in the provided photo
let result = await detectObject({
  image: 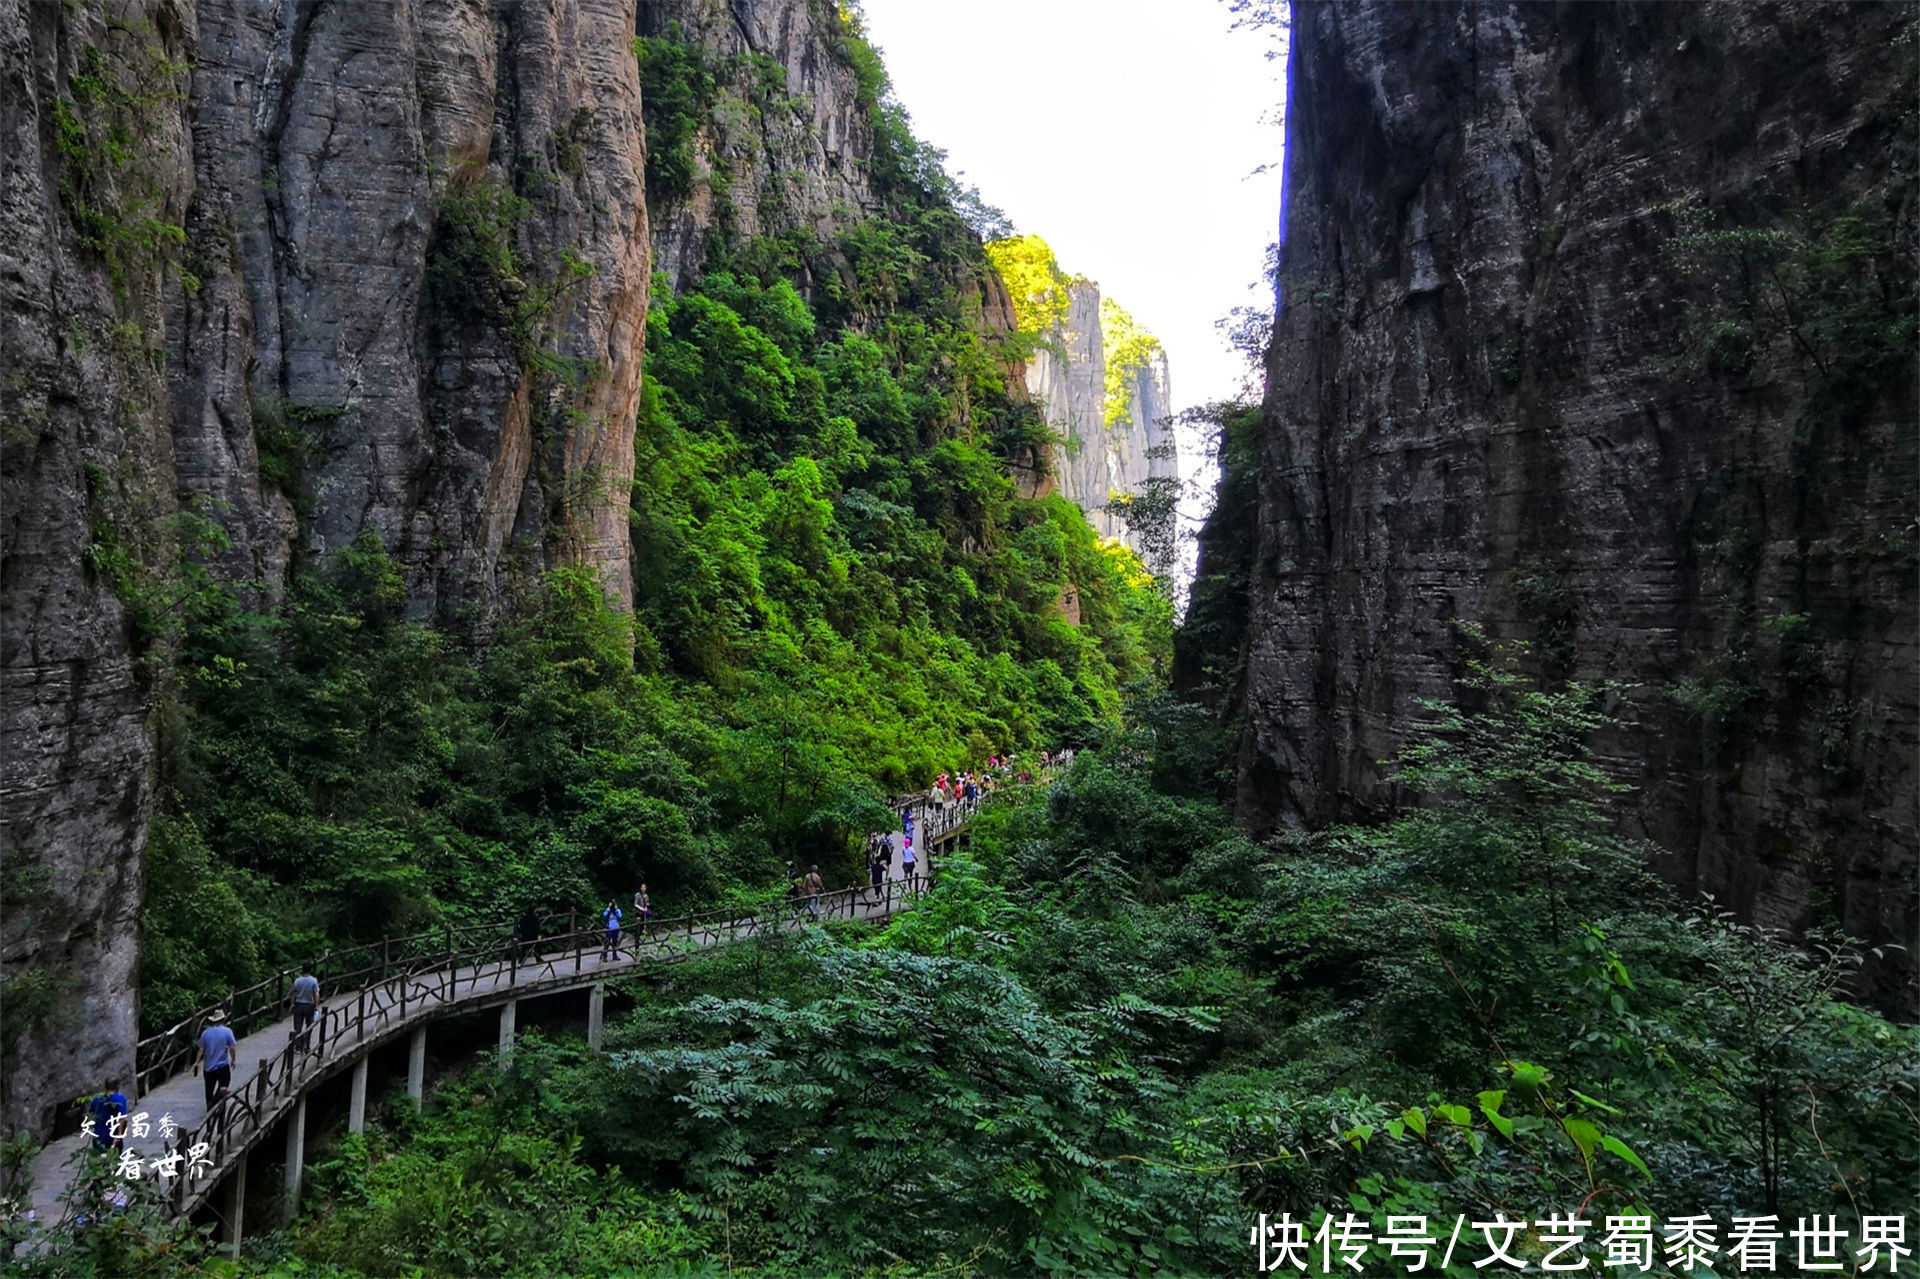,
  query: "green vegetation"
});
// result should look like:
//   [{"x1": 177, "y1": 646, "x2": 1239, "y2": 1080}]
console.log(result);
[
  {"x1": 30, "y1": 651, "x2": 1909, "y2": 1277},
  {"x1": 136, "y1": 45, "x2": 1166, "y2": 1038},
  {"x1": 635, "y1": 24, "x2": 722, "y2": 204},
  {"x1": 1172, "y1": 397, "x2": 1264, "y2": 724},
  {"x1": 275, "y1": 661, "x2": 1918, "y2": 1275},
  {"x1": 1098, "y1": 297, "x2": 1164, "y2": 427},
  {"x1": 424, "y1": 178, "x2": 596, "y2": 365},
  {"x1": 984, "y1": 234, "x2": 1075, "y2": 336},
  {"x1": 1662, "y1": 196, "x2": 1918, "y2": 432},
  {"x1": 52, "y1": 32, "x2": 188, "y2": 293},
  {"x1": 1105, "y1": 444, "x2": 1183, "y2": 584},
  {"x1": 19, "y1": 13, "x2": 1903, "y2": 1279}
]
